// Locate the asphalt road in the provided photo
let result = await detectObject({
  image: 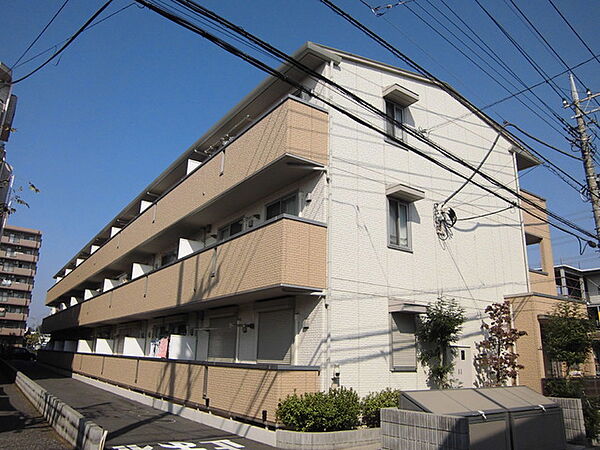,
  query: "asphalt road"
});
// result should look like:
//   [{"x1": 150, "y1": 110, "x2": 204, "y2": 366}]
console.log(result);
[
  {"x1": 11, "y1": 361, "x2": 275, "y2": 449},
  {"x1": 0, "y1": 363, "x2": 69, "y2": 450}
]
